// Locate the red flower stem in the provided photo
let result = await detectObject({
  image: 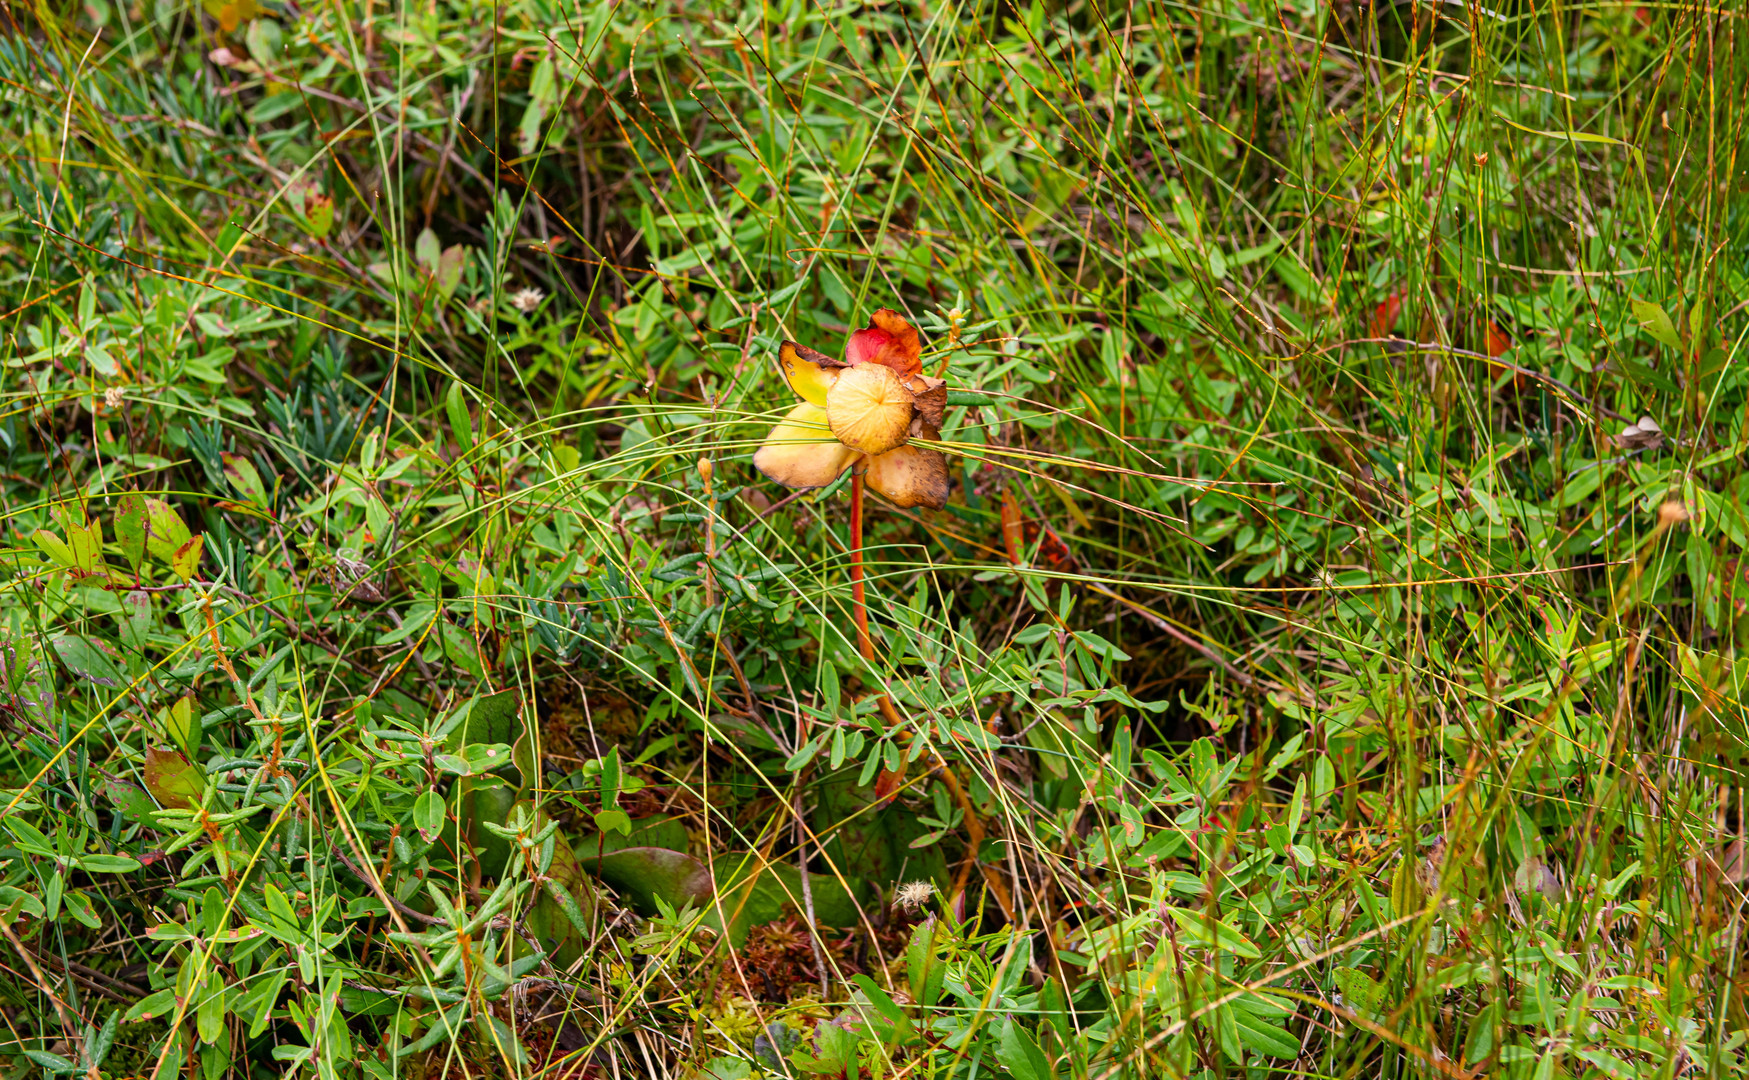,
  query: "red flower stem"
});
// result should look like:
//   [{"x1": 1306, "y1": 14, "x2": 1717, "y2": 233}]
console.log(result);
[
  {"x1": 850, "y1": 468, "x2": 873, "y2": 664},
  {"x1": 850, "y1": 470, "x2": 907, "y2": 738},
  {"x1": 849, "y1": 470, "x2": 985, "y2": 900}
]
